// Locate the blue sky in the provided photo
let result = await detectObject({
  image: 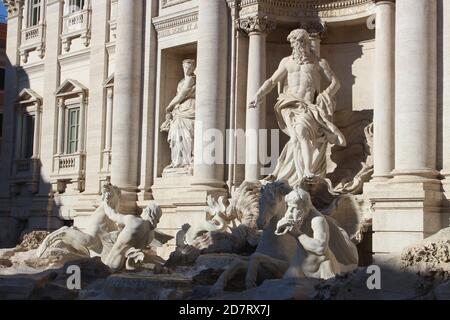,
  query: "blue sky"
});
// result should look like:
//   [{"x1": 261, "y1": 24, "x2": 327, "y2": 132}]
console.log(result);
[{"x1": 0, "y1": 1, "x2": 7, "y2": 23}]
